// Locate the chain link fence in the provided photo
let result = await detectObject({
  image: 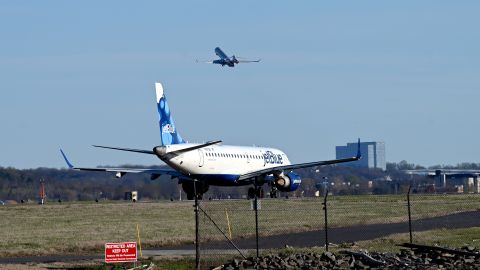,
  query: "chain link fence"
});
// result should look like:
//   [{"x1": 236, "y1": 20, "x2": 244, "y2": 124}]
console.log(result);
[{"x1": 194, "y1": 188, "x2": 480, "y2": 269}]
